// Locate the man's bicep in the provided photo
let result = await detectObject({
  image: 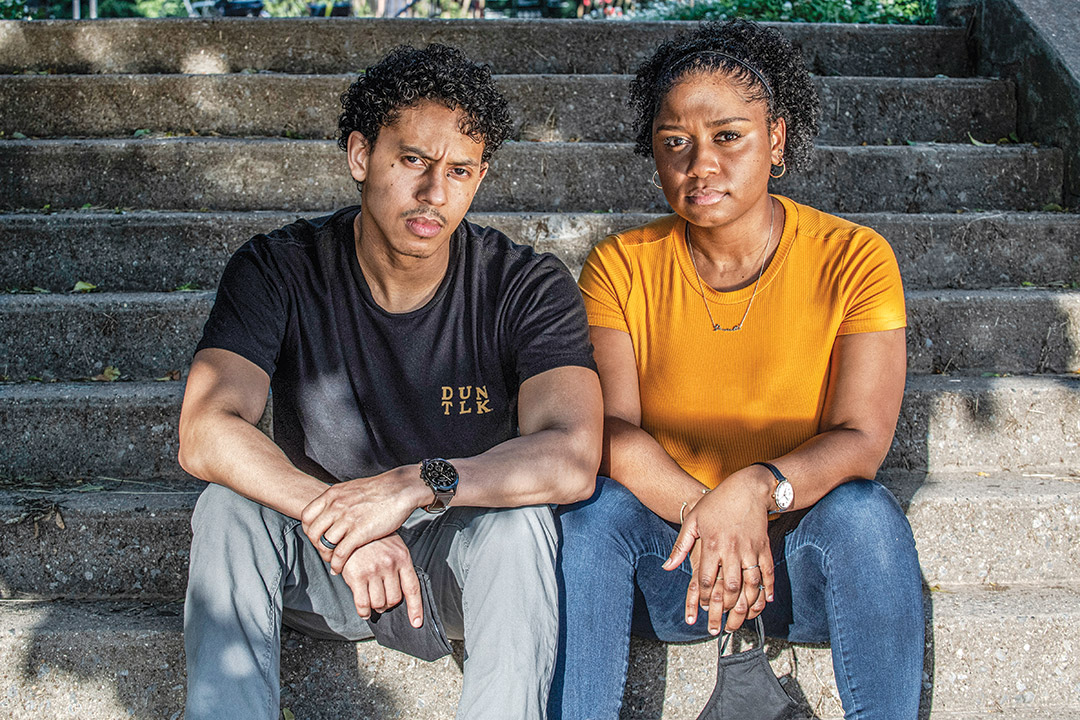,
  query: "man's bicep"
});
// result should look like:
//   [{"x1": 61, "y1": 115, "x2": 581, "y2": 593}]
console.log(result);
[
  {"x1": 516, "y1": 365, "x2": 603, "y2": 440},
  {"x1": 182, "y1": 347, "x2": 272, "y2": 428}
]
